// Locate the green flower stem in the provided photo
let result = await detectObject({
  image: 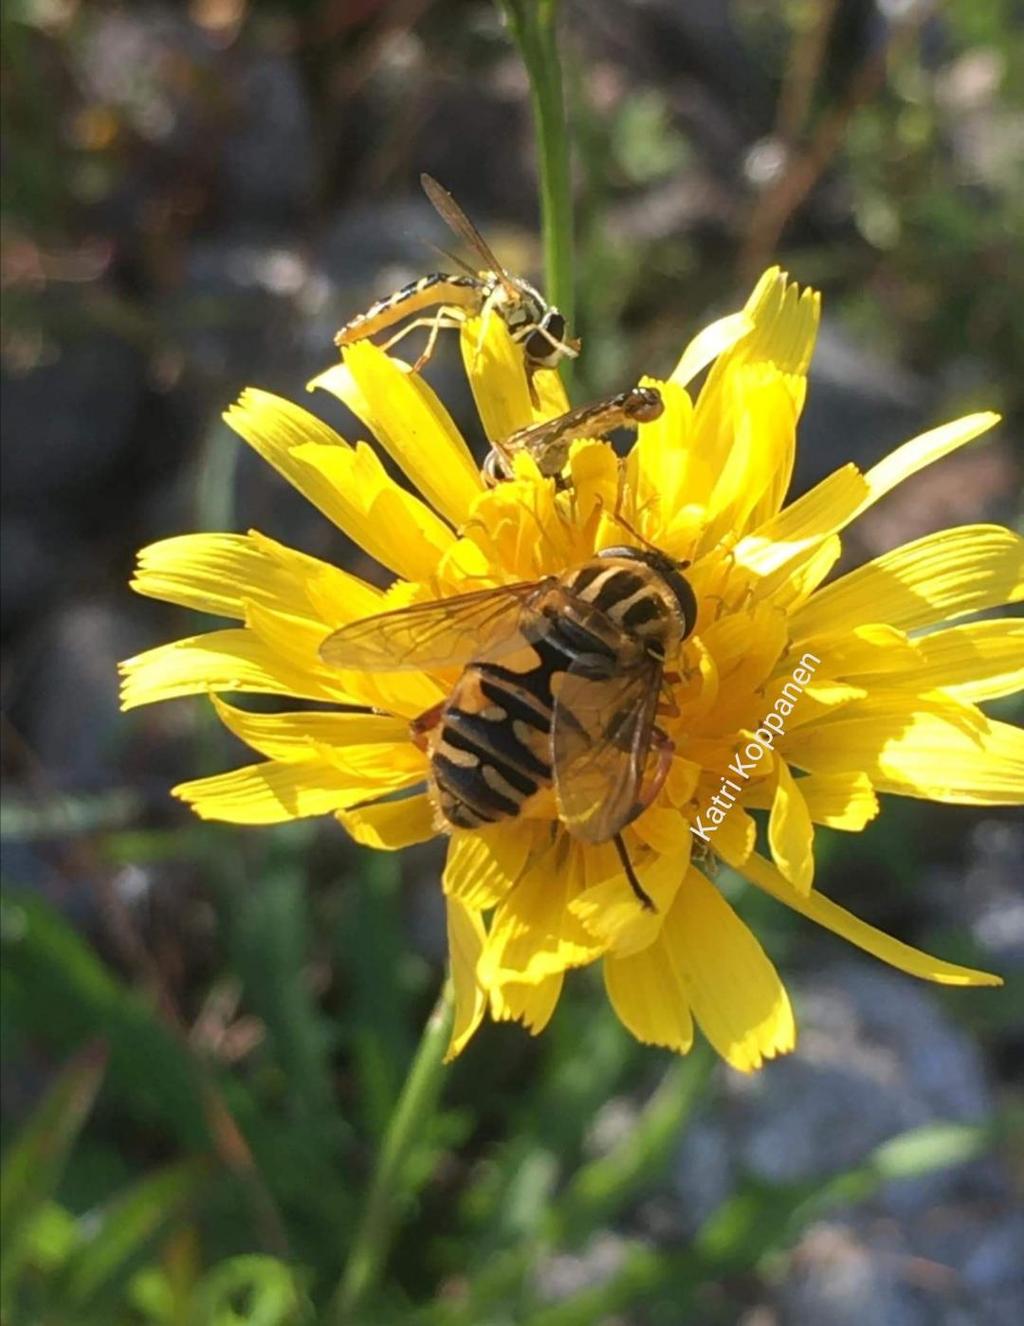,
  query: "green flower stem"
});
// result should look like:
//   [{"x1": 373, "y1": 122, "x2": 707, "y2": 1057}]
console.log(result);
[
  {"x1": 331, "y1": 979, "x2": 455, "y2": 1324},
  {"x1": 502, "y1": 0, "x2": 576, "y2": 380}
]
